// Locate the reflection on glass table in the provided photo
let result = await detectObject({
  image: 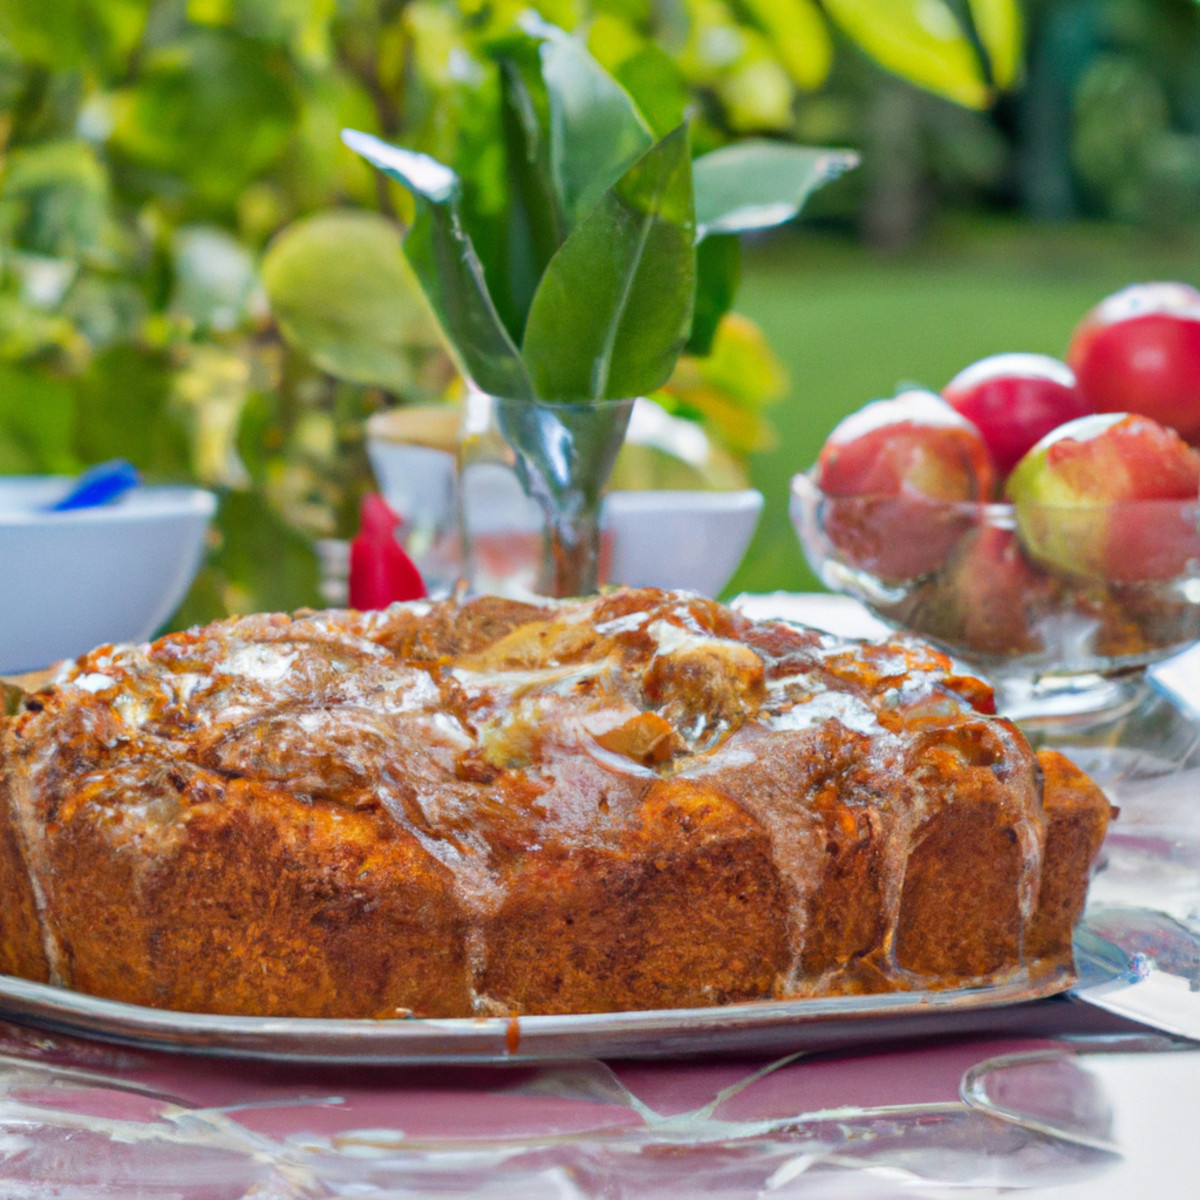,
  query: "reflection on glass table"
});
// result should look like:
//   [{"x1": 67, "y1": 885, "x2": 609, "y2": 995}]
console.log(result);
[{"x1": 0, "y1": 1011, "x2": 1191, "y2": 1198}]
